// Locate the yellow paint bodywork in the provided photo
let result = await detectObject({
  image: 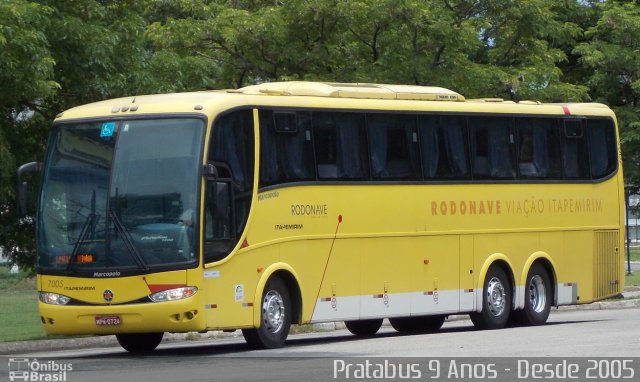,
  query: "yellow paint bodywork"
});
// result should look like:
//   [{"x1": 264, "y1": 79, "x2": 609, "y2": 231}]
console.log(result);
[
  {"x1": 38, "y1": 269, "x2": 205, "y2": 334},
  {"x1": 43, "y1": 82, "x2": 624, "y2": 335}
]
